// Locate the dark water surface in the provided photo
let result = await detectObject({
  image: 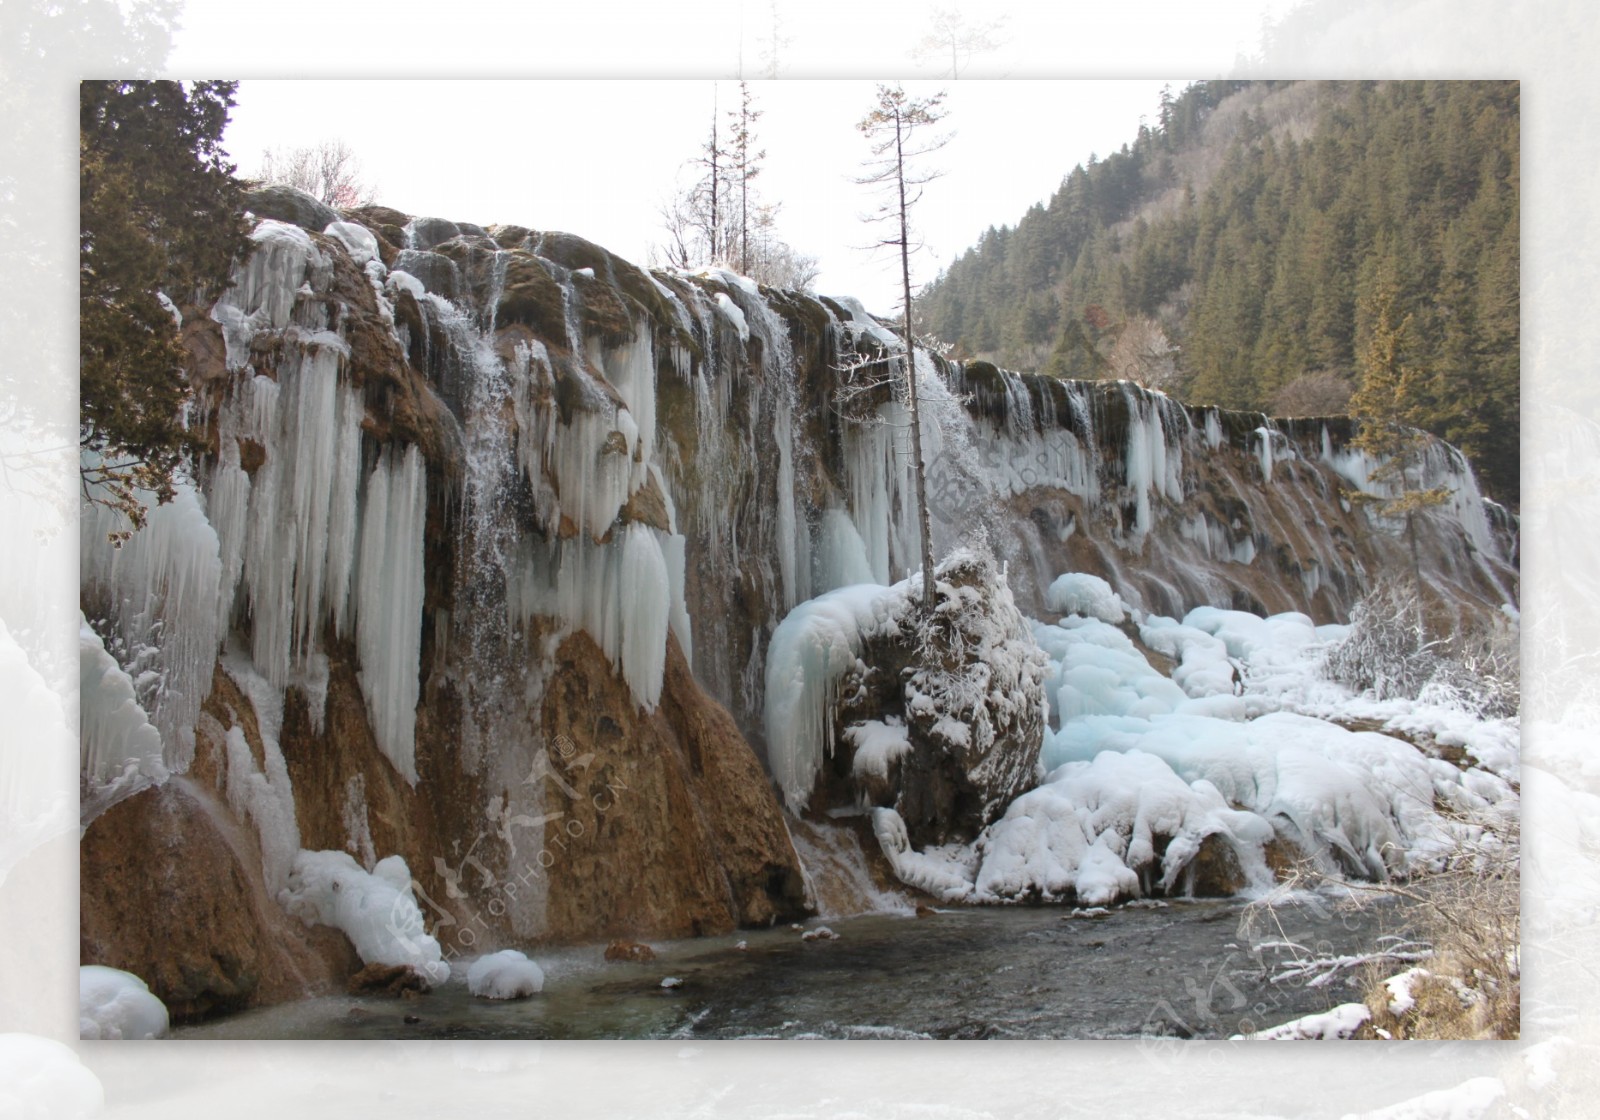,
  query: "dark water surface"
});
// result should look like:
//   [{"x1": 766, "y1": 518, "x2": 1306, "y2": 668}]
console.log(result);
[{"x1": 177, "y1": 894, "x2": 1406, "y2": 1040}]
